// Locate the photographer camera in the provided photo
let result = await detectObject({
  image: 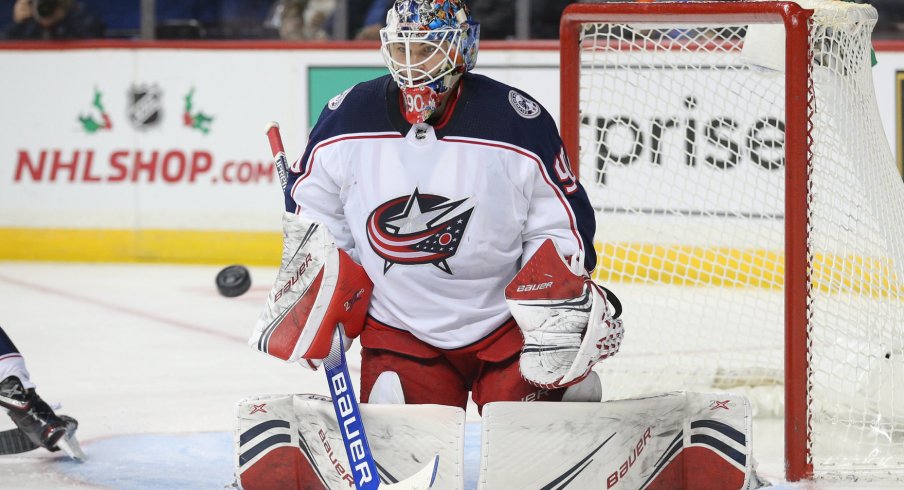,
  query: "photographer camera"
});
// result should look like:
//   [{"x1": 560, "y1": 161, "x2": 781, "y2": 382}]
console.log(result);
[{"x1": 5, "y1": 0, "x2": 103, "y2": 40}]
